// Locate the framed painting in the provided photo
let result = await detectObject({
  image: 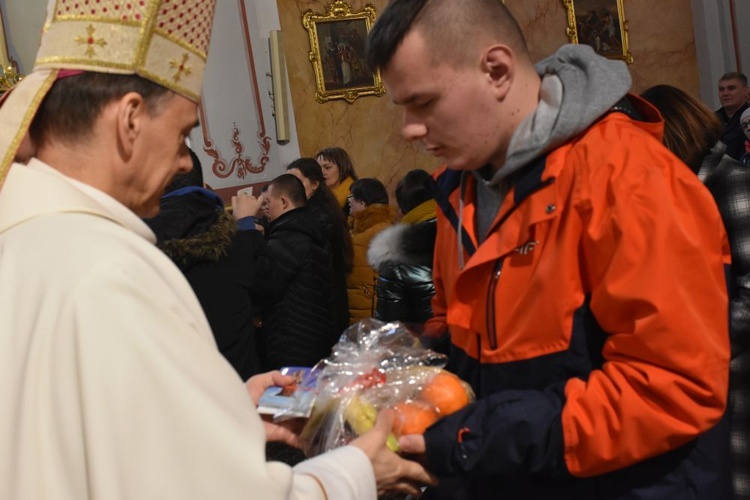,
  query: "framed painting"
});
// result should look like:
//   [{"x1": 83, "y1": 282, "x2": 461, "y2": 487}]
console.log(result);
[
  {"x1": 302, "y1": 1, "x2": 385, "y2": 104},
  {"x1": 563, "y1": 0, "x2": 634, "y2": 64}
]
